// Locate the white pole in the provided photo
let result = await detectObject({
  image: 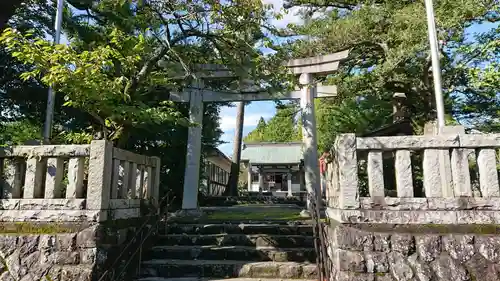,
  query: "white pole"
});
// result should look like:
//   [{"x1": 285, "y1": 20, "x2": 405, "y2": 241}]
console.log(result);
[
  {"x1": 424, "y1": 0, "x2": 446, "y2": 131},
  {"x1": 43, "y1": 0, "x2": 64, "y2": 143}
]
